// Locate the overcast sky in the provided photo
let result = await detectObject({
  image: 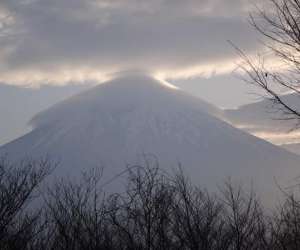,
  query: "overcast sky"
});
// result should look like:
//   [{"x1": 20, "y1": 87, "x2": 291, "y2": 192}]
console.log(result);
[{"x1": 0, "y1": 0, "x2": 267, "y2": 107}]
